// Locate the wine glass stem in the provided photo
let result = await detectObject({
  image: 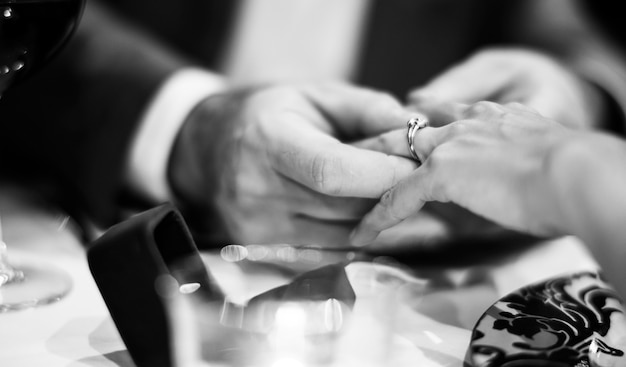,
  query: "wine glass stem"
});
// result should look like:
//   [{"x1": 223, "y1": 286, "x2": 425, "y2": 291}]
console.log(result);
[
  {"x1": 0, "y1": 241, "x2": 25, "y2": 286},
  {"x1": 0, "y1": 212, "x2": 25, "y2": 286}
]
